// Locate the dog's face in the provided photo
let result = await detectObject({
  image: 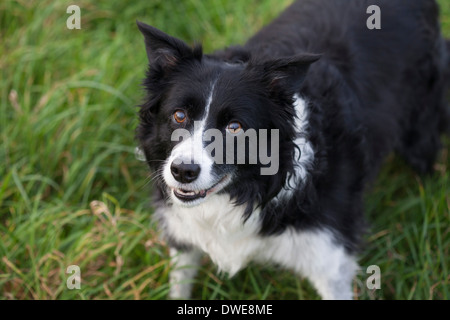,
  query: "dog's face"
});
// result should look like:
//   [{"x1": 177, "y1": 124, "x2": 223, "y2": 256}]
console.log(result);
[{"x1": 136, "y1": 22, "x2": 319, "y2": 213}]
